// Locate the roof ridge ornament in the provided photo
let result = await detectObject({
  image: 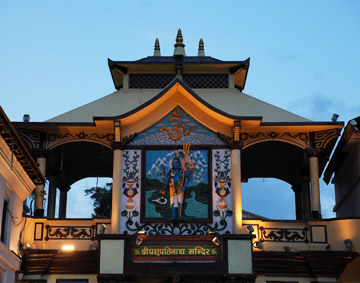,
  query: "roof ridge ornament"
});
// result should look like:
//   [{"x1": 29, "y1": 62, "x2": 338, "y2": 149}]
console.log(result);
[
  {"x1": 173, "y1": 28, "x2": 186, "y2": 56},
  {"x1": 154, "y1": 38, "x2": 161, "y2": 57},
  {"x1": 198, "y1": 38, "x2": 205, "y2": 56}
]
